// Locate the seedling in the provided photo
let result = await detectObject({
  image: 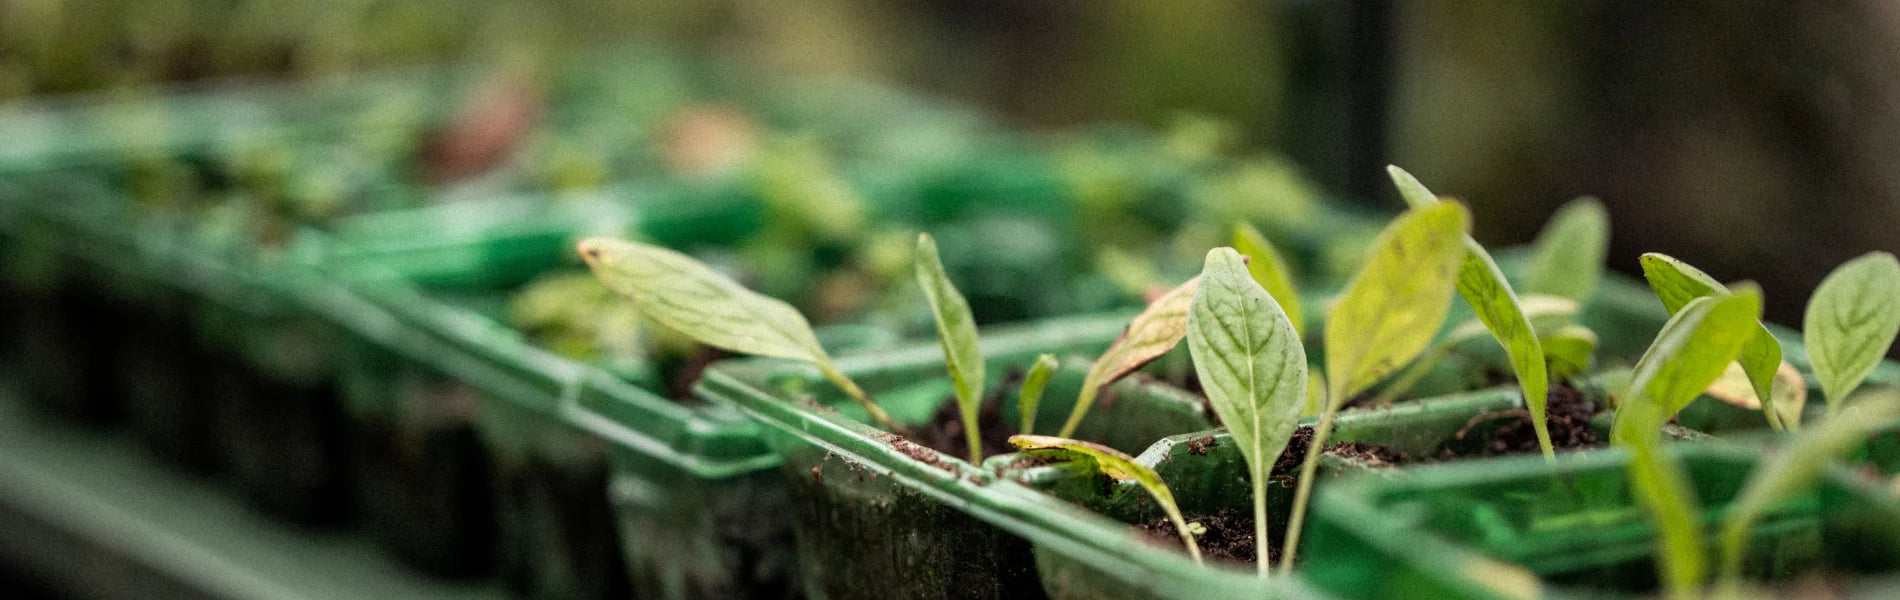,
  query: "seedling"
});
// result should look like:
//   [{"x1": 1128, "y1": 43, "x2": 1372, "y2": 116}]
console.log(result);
[
  {"x1": 578, "y1": 237, "x2": 896, "y2": 430},
  {"x1": 1278, "y1": 200, "x2": 1471, "y2": 571},
  {"x1": 1610, "y1": 290, "x2": 1763, "y2": 600},
  {"x1": 1389, "y1": 166, "x2": 1556, "y2": 458},
  {"x1": 1640, "y1": 253, "x2": 1786, "y2": 430},
  {"x1": 1184, "y1": 247, "x2": 1307, "y2": 577},
  {"x1": 1016, "y1": 354, "x2": 1059, "y2": 435},
  {"x1": 915, "y1": 233, "x2": 985, "y2": 462},
  {"x1": 1009, "y1": 434, "x2": 1202, "y2": 565},
  {"x1": 1524, "y1": 197, "x2": 1611, "y2": 305},
  {"x1": 1802, "y1": 251, "x2": 1900, "y2": 417},
  {"x1": 1231, "y1": 222, "x2": 1304, "y2": 338},
  {"x1": 1056, "y1": 276, "x2": 1199, "y2": 438},
  {"x1": 1365, "y1": 295, "x2": 1581, "y2": 408}
]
